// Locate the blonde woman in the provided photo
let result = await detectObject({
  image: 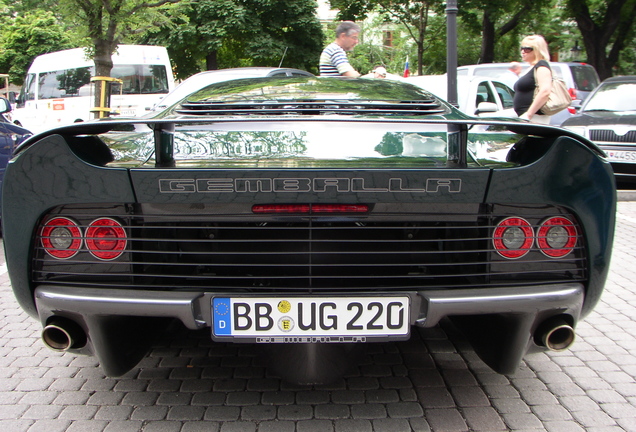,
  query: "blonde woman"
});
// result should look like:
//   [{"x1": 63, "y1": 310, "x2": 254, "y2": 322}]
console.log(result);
[{"x1": 513, "y1": 35, "x2": 553, "y2": 124}]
